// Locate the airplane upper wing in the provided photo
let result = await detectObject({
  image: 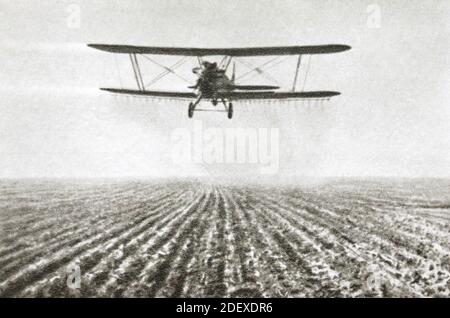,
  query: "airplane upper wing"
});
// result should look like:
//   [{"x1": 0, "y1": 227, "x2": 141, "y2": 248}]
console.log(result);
[
  {"x1": 88, "y1": 44, "x2": 351, "y2": 56},
  {"x1": 100, "y1": 88, "x2": 339, "y2": 100}
]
